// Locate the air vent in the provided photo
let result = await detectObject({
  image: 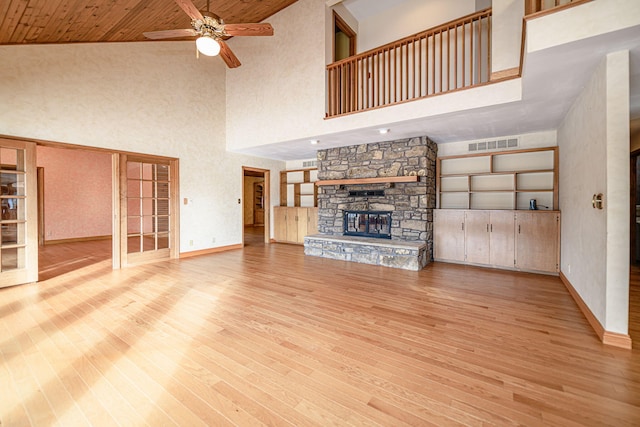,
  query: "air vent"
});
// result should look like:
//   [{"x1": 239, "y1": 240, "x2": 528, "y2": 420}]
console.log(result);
[
  {"x1": 303, "y1": 160, "x2": 317, "y2": 168},
  {"x1": 468, "y1": 138, "x2": 519, "y2": 152}
]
